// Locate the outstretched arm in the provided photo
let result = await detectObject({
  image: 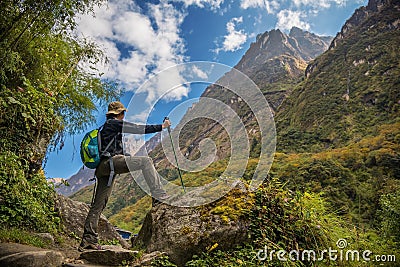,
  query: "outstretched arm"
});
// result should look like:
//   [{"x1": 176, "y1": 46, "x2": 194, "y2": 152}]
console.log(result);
[{"x1": 123, "y1": 121, "x2": 162, "y2": 134}]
